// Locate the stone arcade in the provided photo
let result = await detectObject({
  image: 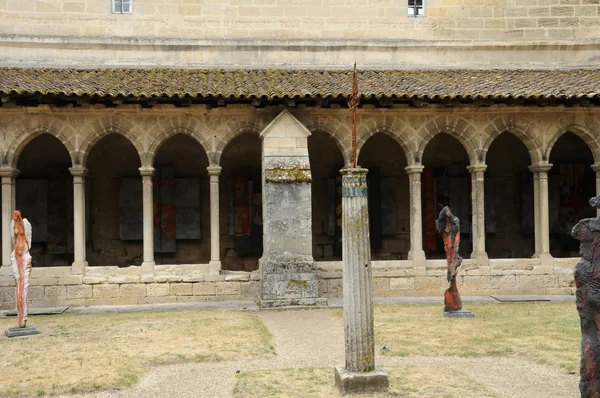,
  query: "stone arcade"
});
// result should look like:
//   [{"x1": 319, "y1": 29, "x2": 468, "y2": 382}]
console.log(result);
[
  {"x1": 1, "y1": 0, "x2": 600, "y2": 308},
  {"x1": 0, "y1": 68, "x2": 596, "y2": 308}
]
